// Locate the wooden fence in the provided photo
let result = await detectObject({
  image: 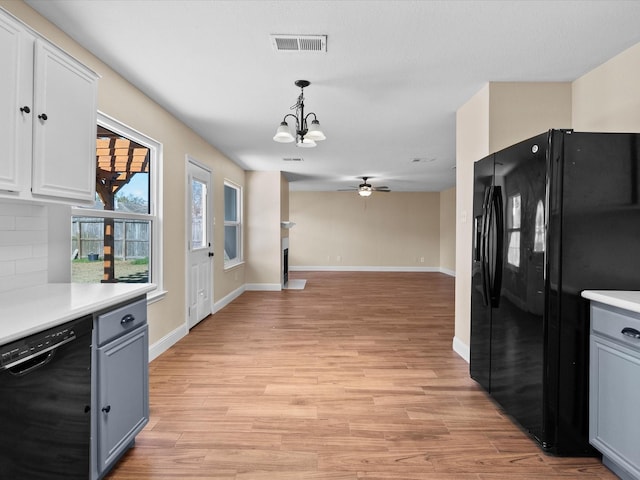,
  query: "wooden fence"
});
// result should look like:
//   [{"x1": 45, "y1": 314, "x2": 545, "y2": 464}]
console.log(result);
[{"x1": 72, "y1": 218, "x2": 149, "y2": 260}]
